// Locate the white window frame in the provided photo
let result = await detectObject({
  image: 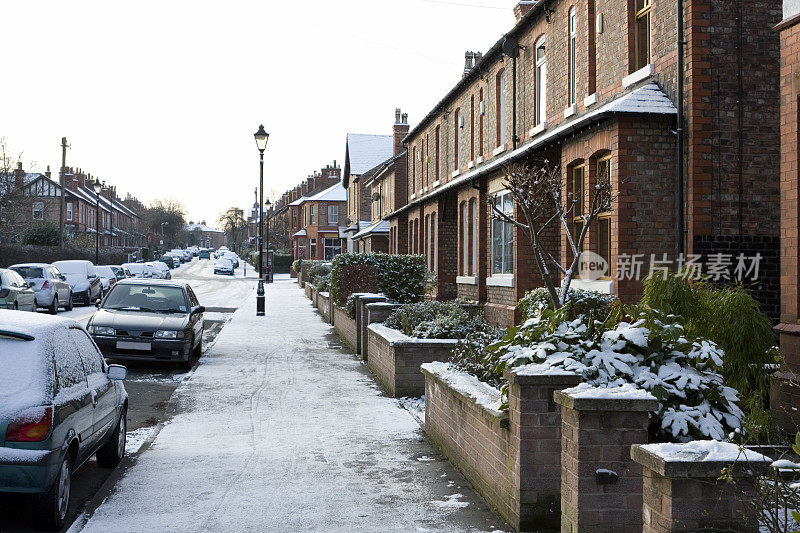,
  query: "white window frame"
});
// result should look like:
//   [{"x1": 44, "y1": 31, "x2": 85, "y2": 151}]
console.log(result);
[
  {"x1": 454, "y1": 109, "x2": 461, "y2": 171},
  {"x1": 535, "y1": 37, "x2": 547, "y2": 126},
  {"x1": 66, "y1": 202, "x2": 73, "y2": 222},
  {"x1": 310, "y1": 205, "x2": 316, "y2": 225},
  {"x1": 461, "y1": 202, "x2": 468, "y2": 275},
  {"x1": 471, "y1": 199, "x2": 478, "y2": 275},
  {"x1": 498, "y1": 70, "x2": 507, "y2": 147},
  {"x1": 491, "y1": 192, "x2": 514, "y2": 275},
  {"x1": 569, "y1": 8, "x2": 576, "y2": 106},
  {"x1": 32, "y1": 202, "x2": 44, "y2": 220},
  {"x1": 328, "y1": 205, "x2": 338, "y2": 225}
]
